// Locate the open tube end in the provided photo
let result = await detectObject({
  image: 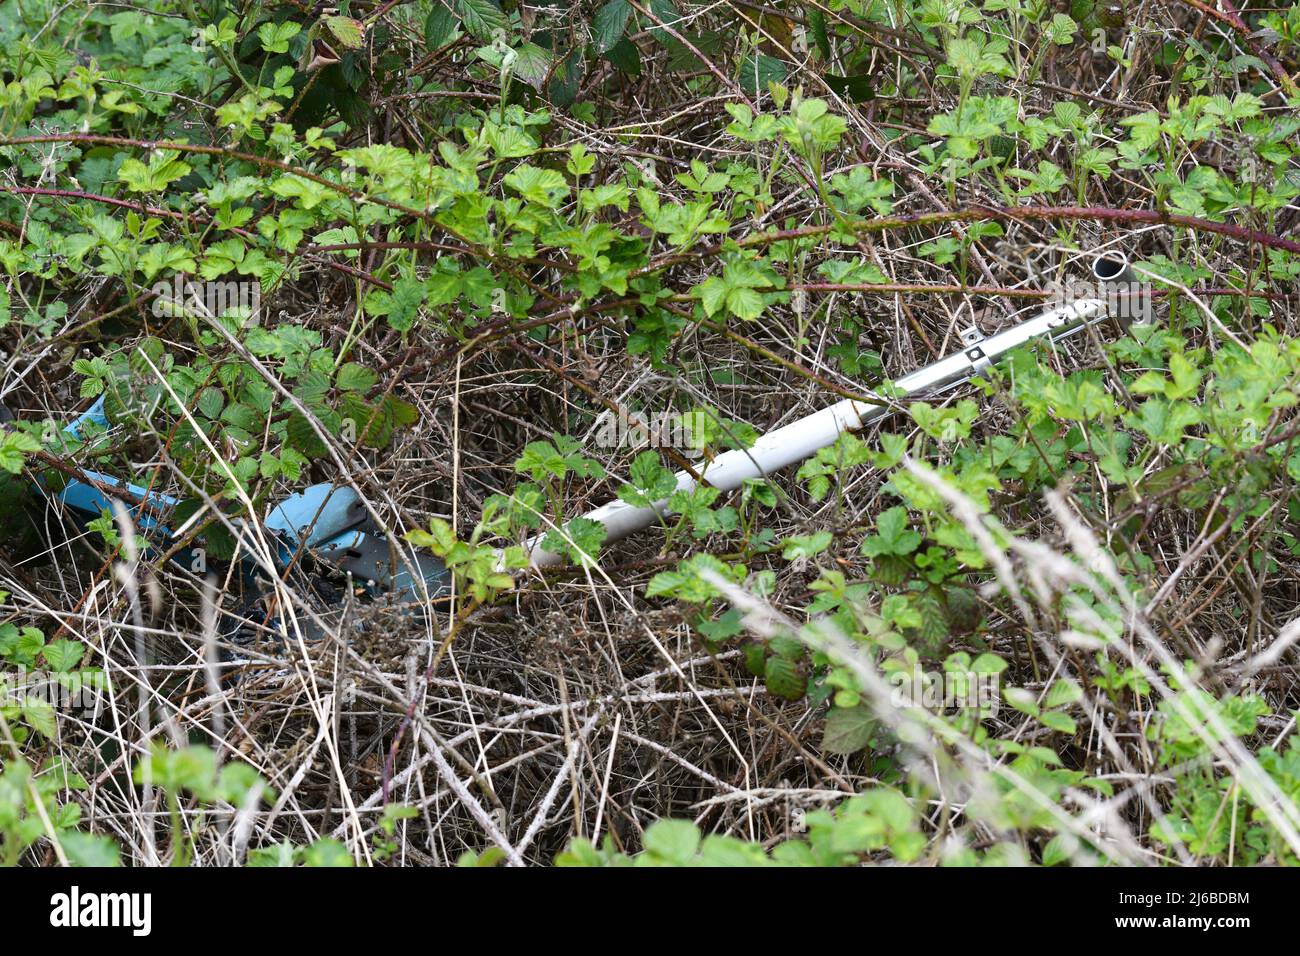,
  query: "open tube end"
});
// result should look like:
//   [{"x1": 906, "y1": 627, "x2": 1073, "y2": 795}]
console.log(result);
[
  {"x1": 1092, "y1": 252, "x2": 1133, "y2": 284},
  {"x1": 1091, "y1": 250, "x2": 1150, "y2": 325}
]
